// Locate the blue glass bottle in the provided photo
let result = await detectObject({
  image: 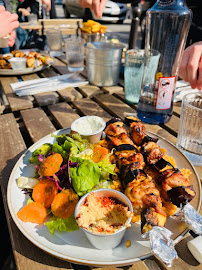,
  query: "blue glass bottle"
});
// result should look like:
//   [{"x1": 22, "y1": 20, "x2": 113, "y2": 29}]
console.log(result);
[{"x1": 137, "y1": 0, "x2": 192, "y2": 124}]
